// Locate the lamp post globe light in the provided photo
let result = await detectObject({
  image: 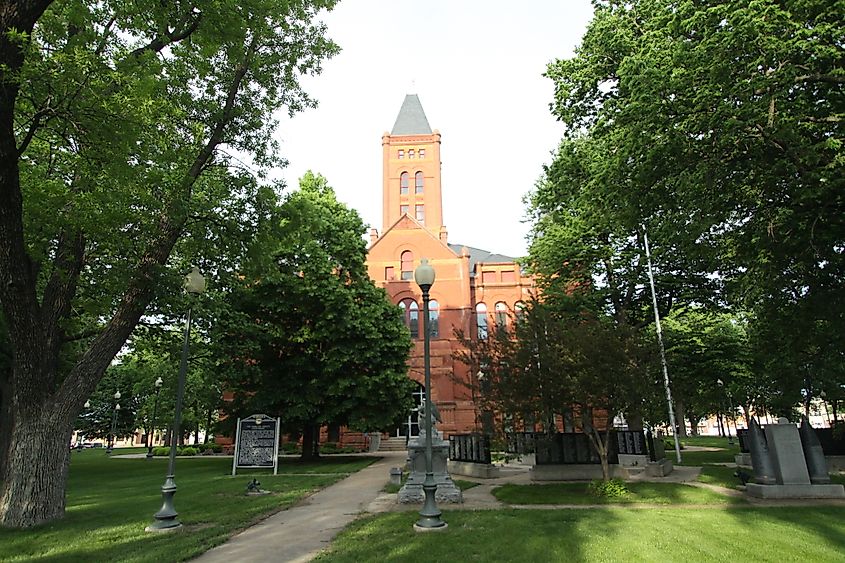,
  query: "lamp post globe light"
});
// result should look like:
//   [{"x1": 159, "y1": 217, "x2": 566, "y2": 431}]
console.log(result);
[
  {"x1": 147, "y1": 267, "x2": 205, "y2": 532},
  {"x1": 106, "y1": 390, "x2": 121, "y2": 455},
  {"x1": 146, "y1": 376, "x2": 164, "y2": 459},
  {"x1": 413, "y1": 258, "x2": 446, "y2": 530}
]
